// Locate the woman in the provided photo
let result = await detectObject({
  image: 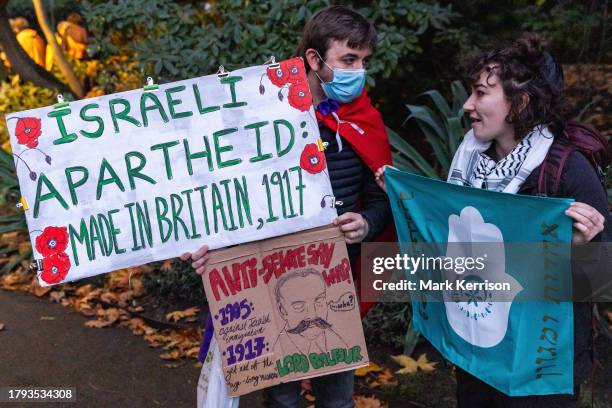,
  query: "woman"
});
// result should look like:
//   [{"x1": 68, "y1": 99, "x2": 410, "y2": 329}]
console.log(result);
[{"x1": 376, "y1": 33, "x2": 609, "y2": 406}]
